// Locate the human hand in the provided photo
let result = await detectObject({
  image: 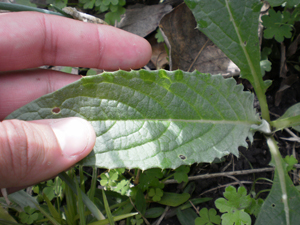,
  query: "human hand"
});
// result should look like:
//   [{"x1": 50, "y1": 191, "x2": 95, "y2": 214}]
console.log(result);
[{"x1": 0, "y1": 12, "x2": 151, "y2": 192}]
